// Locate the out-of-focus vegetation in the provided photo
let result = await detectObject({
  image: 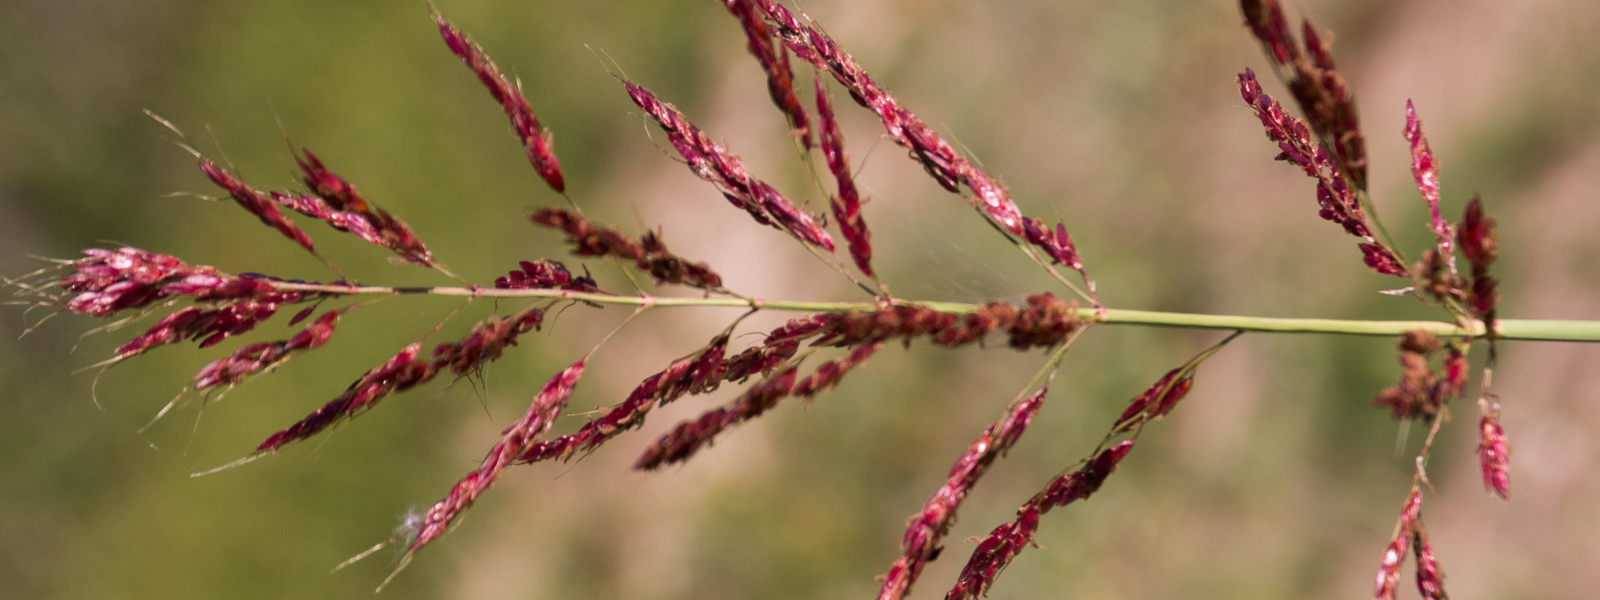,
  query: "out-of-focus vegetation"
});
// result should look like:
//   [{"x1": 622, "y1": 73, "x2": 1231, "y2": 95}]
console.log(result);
[{"x1": 3, "y1": 1, "x2": 1599, "y2": 598}]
